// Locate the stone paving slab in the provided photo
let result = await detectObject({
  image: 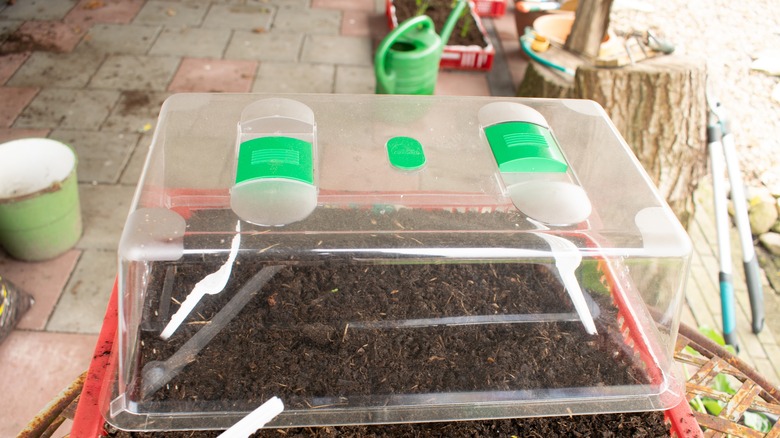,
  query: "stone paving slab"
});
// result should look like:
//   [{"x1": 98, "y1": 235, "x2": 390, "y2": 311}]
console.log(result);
[
  {"x1": 101, "y1": 90, "x2": 170, "y2": 133},
  {"x1": 273, "y1": 6, "x2": 341, "y2": 34},
  {"x1": 6, "y1": 51, "x2": 105, "y2": 88},
  {"x1": 0, "y1": 330, "x2": 97, "y2": 437},
  {"x1": 15, "y1": 88, "x2": 120, "y2": 130},
  {"x1": 50, "y1": 129, "x2": 139, "y2": 184},
  {"x1": 11, "y1": 20, "x2": 87, "y2": 53},
  {"x1": 149, "y1": 27, "x2": 231, "y2": 58},
  {"x1": 120, "y1": 134, "x2": 150, "y2": 186},
  {"x1": 78, "y1": 23, "x2": 161, "y2": 55},
  {"x1": 64, "y1": 0, "x2": 145, "y2": 26},
  {"x1": 0, "y1": 52, "x2": 28, "y2": 84},
  {"x1": 169, "y1": 57, "x2": 257, "y2": 92},
  {"x1": 90, "y1": 54, "x2": 180, "y2": 90},
  {"x1": 225, "y1": 30, "x2": 303, "y2": 62},
  {"x1": 0, "y1": 127, "x2": 49, "y2": 142},
  {"x1": 0, "y1": 19, "x2": 21, "y2": 42},
  {"x1": 46, "y1": 249, "x2": 117, "y2": 334},
  {"x1": 0, "y1": 249, "x2": 80, "y2": 331},
  {"x1": 0, "y1": 86, "x2": 37, "y2": 128},
  {"x1": 334, "y1": 65, "x2": 374, "y2": 94},
  {"x1": 301, "y1": 34, "x2": 372, "y2": 65},
  {"x1": 0, "y1": 0, "x2": 78, "y2": 21},
  {"x1": 263, "y1": 0, "x2": 314, "y2": 8},
  {"x1": 132, "y1": 0, "x2": 208, "y2": 27},
  {"x1": 202, "y1": 3, "x2": 276, "y2": 30},
  {"x1": 435, "y1": 71, "x2": 491, "y2": 96},
  {"x1": 340, "y1": 9, "x2": 372, "y2": 37},
  {"x1": 313, "y1": 0, "x2": 376, "y2": 11},
  {"x1": 252, "y1": 61, "x2": 334, "y2": 93},
  {"x1": 75, "y1": 184, "x2": 136, "y2": 250}
]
